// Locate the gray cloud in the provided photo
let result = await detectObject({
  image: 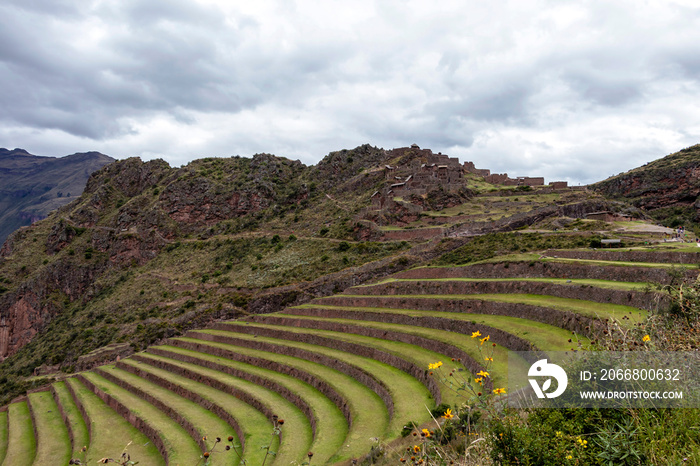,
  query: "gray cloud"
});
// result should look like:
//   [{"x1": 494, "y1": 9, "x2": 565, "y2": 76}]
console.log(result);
[{"x1": 0, "y1": 0, "x2": 699, "y2": 184}]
